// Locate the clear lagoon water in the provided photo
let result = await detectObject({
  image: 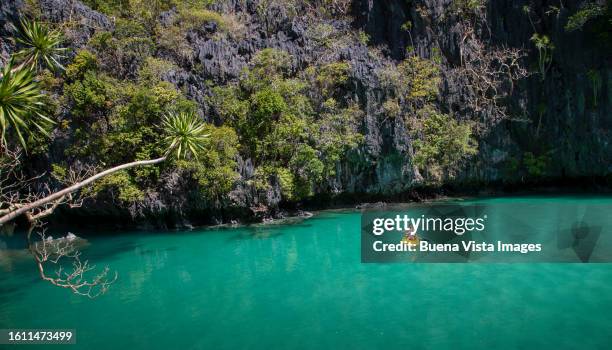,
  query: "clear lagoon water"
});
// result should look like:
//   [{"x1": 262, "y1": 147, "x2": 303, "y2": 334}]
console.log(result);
[{"x1": 1, "y1": 195, "x2": 612, "y2": 349}]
